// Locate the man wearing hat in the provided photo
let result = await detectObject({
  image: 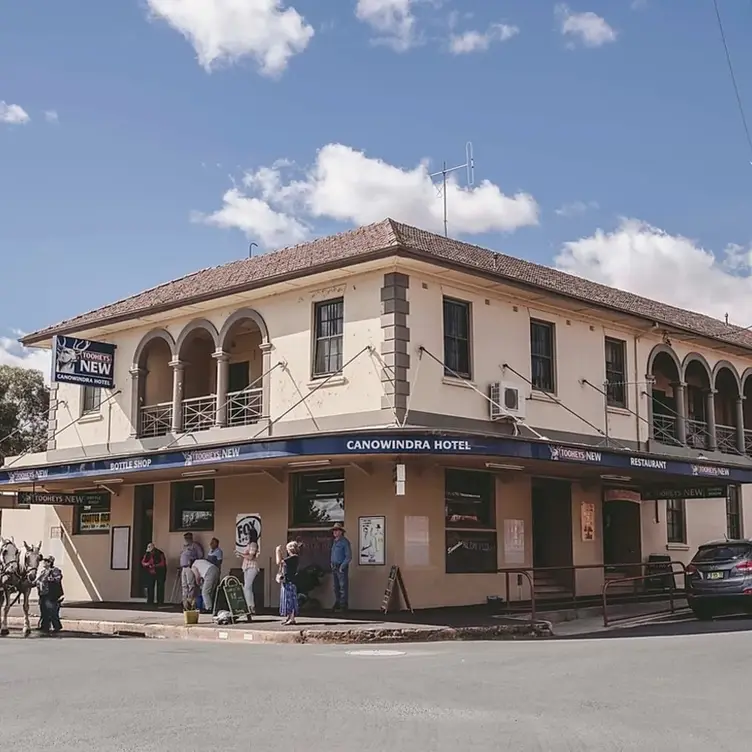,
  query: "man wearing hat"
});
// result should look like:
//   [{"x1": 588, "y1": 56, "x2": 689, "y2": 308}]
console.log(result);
[{"x1": 330, "y1": 522, "x2": 352, "y2": 611}]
